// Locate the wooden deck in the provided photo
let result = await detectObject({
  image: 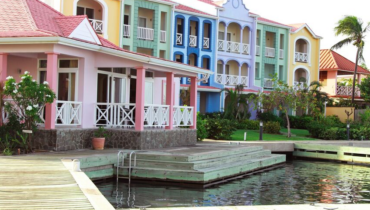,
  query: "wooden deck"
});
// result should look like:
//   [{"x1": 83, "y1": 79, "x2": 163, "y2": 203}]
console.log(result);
[{"x1": 0, "y1": 155, "x2": 100, "y2": 209}]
